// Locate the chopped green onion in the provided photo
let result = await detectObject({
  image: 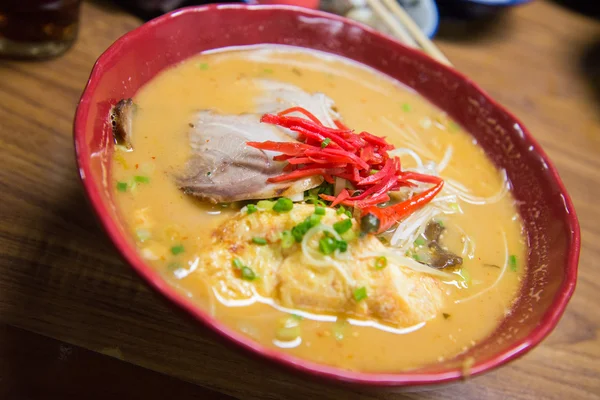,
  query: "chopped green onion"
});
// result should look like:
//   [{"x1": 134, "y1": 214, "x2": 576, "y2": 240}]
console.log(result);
[
  {"x1": 333, "y1": 219, "x2": 352, "y2": 234},
  {"x1": 197, "y1": 63, "x2": 209, "y2": 70},
  {"x1": 450, "y1": 203, "x2": 460, "y2": 212},
  {"x1": 252, "y1": 237, "x2": 268, "y2": 245},
  {"x1": 276, "y1": 325, "x2": 300, "y2": 341},
  {"x1": 333, "y1": 319, "x2": 347, "y2": 341},
  {"x1": 292, "y1": 215, "x2": 321, "y2": 242},
  {"x1": 340, "y1": 229, "x2": 356, "y2": 241},
  {"x1": 319, "y1": 236, "x2": 337, "y2": 255},
  {"x1": 170, "y1": 245, "x2": 185, "y2": 255},
  {"x1": 321, "y1": 138, "x2": 331, "y2": 148},
  {"x1": 402, "y1": 103, "x2": 412, "y2": 112},
  {"x1": 436, "y1": 219, "x2": 445, "y2": 228},
  {"x1": 116, "y1": 182, "x2": 128, "y2": 192},
  {"x1": 241, "y1": 266, "x2": 256, "y2": 281},
  {"x1": 460, "y1": 268, "x2": 471, "y2": 285},
  {"x1": 206, "y1": 171, "x2": 212, "y2": 176},
  {"x1": 315, "y1": 206, "x2": 326, "y2": 215},
  {"x1": 135, "y1": 228, "x2": 151, "y2": 242},
  {"x1": 247, "y1": 204, "x2": 257, "y2": 214},
  {"x1": 308, "y1": 213, "x2": 322, "y2": 227},
  {"x1": 412, "y1": 253, "x2": 421, "y2": 261},
  {"x1": 167, "y1": 262, "x2": 181, "y2": 271},
  {"x1": 337, "y1": 240, "x2": 348, "y2": 252},
  {"x1": 509, "y1": 255, "x2": 517, "y2": 272},
  {"x1": 232, "y1": 258, "x2": 244, "y2": 269},
  {"x1": 276, "y1": 316, "x2": 301, "y2": 341},
  {"x1": 257, "y1": 200, "x2": 274, "y2": 210},
  {"x1": 281, "y1": 230, "x2": 294, "y2": 249},
  {"x1": 319, "y1": 183, "x2": 334, "y2": 196},
  {"x1": 336, "y1": 206, "x2": 346, "y2": 215},
  {"x1": 134, "y1": 175, "x2": 150, "y2": 184},
  {"x1": 344, "y1": 210, "x2": 352, "y2": 218},
  {"x1": 414, "y1": 236, "x2": 426, "y2": 246},
  {"x1": 353, "y1": 286, "x2": 367, "y2": 302},
  {"x1": 273, "y1": 197, "x2": 293, "y2": 213},
  {"x1": 374, "y1": 256, "x2": 387, "y2": 270},
  {"x1": 369, "y1": 169, "x2": 379, "y2": 175},
  {"x1": 292, "y1": 224, "x2": 308, "y2": 242},
  {"x1": 443, "y1": 313, "x2": 451, "y2": 319}
]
